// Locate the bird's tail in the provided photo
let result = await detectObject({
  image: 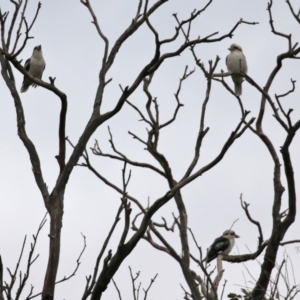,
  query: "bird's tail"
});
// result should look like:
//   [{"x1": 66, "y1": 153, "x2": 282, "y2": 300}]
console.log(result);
[
  {"x1": 234, "y1": 83, "x2": 242, "y2": 96},
  {"x1": 20, "y1": 77, "x2": 32, "y2": 93},
  {"x1": 20, "y1": 84, "x2": 29, "y2": 93}
]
